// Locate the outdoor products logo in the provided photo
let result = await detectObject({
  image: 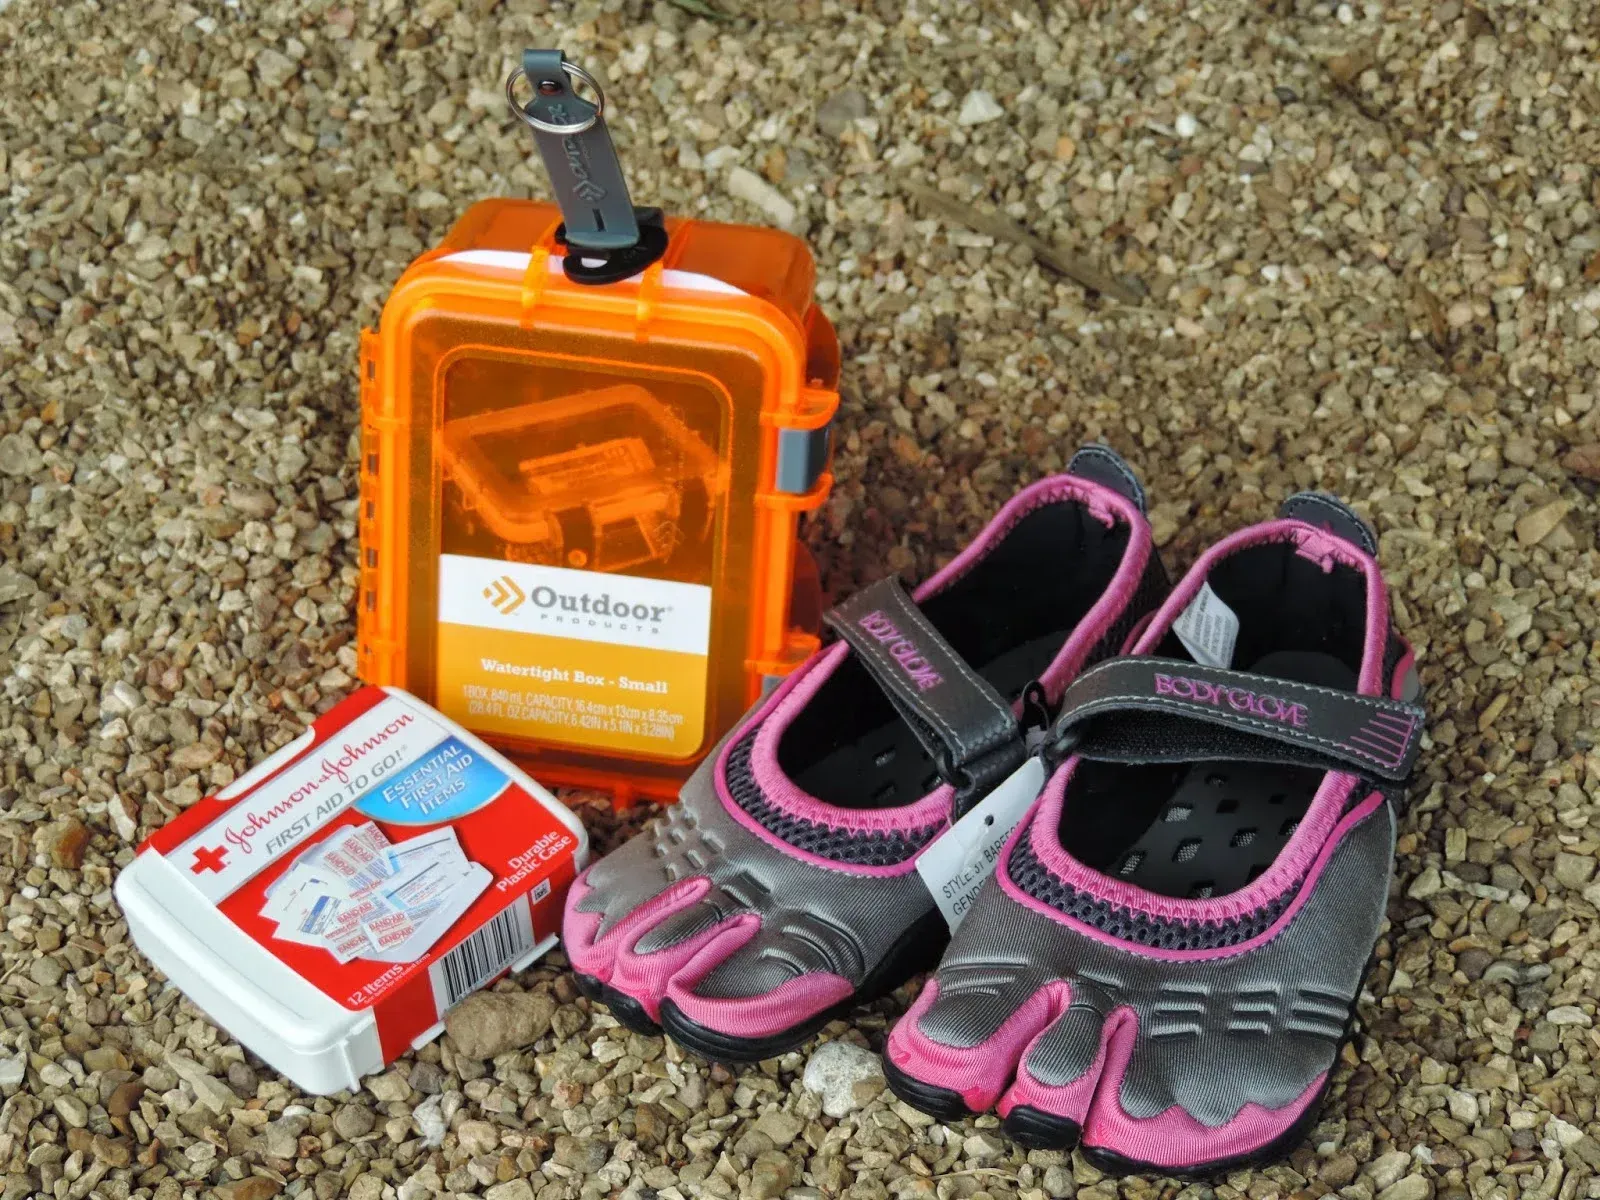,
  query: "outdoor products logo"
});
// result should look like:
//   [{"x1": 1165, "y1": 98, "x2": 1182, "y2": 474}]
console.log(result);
[
  {"x1": 485, "y1": 576, "x2": 671, "y2": 627},
  {"x1": 444, "y1": 555, "x2": 712, "y2": 658},
  {"x1": 857, "y1": 610, "x2": 945, "y2": 692},
  {"x1": 1154, "y1": 673, "x2": 1308, "y2": 727},
  {"x1": 484, "y1": 576, "x2": 526, "y2": 615}
]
